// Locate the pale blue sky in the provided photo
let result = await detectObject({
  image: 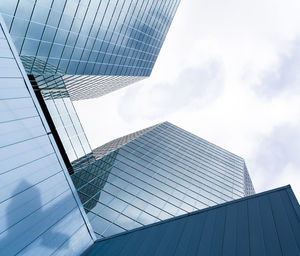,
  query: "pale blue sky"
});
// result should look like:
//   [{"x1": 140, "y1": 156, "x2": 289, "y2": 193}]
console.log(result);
[{"x1": 74, "y1": 0, "x2": 300, "y2": 199}]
